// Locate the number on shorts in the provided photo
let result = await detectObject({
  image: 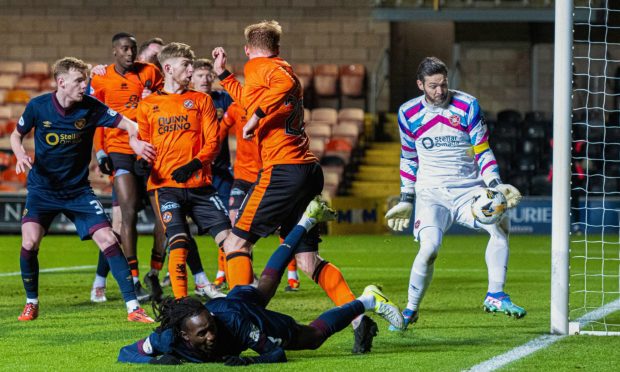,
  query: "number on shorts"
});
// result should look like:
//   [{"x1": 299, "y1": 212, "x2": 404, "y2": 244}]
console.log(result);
[{"x1": 90, "y1": 200, "x2": 105, "y2": 215}]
